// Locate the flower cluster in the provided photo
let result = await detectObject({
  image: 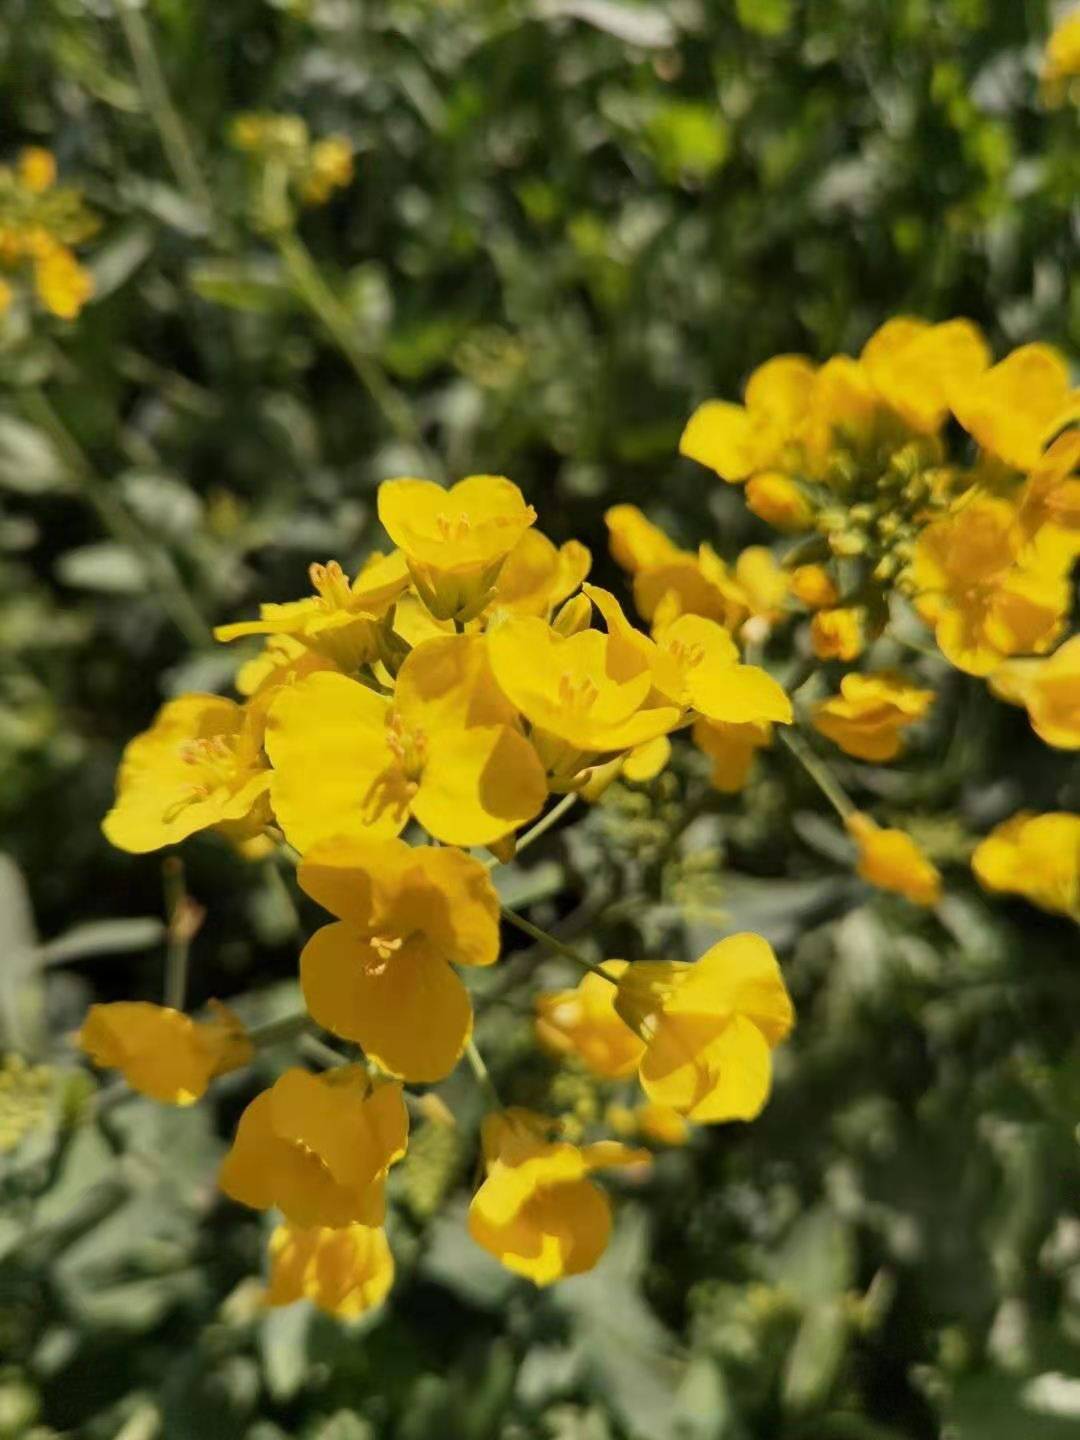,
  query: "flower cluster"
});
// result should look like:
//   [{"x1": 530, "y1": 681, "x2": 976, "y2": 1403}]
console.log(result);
[
  {"x1": 230, "y1": 113, "x2": 354, "y2": 218},
  {"x1": 85, "y1": 474, "x2": 799, "y2": 1315},
  {"x1": 0, "y1": 147, "x2": 97, "y2": 319}
]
